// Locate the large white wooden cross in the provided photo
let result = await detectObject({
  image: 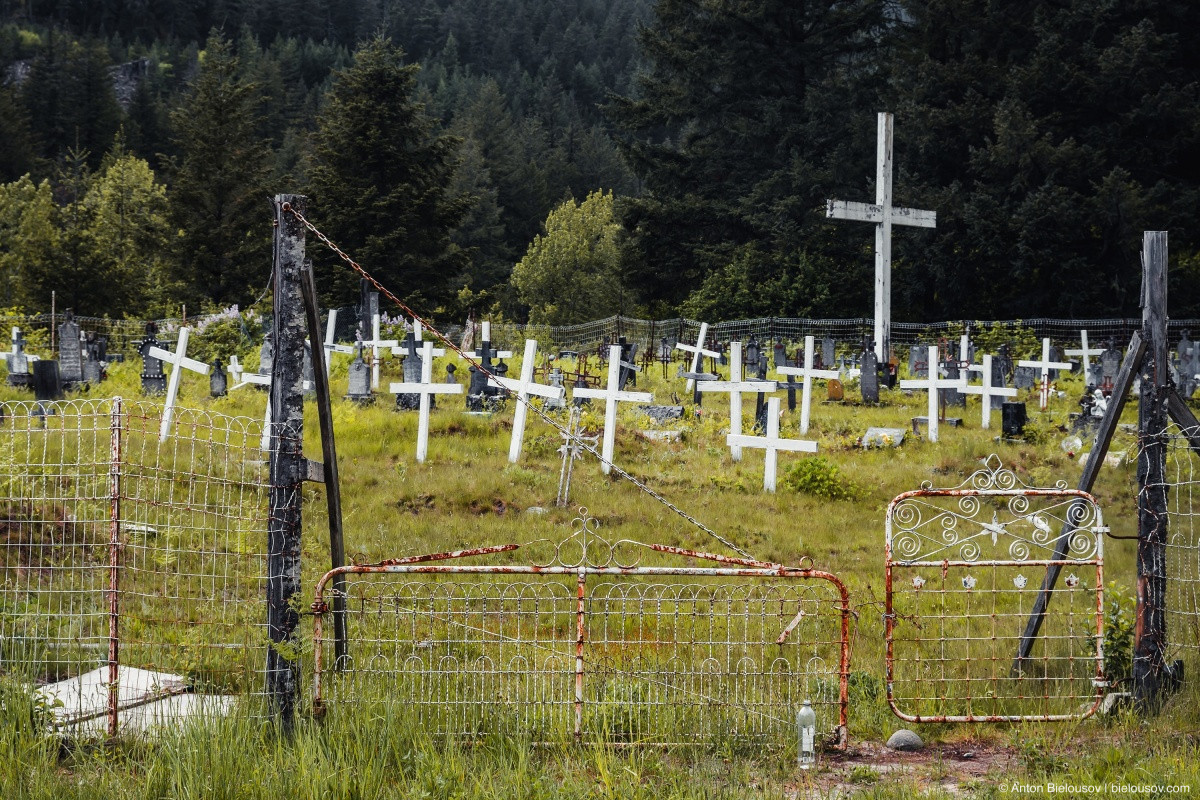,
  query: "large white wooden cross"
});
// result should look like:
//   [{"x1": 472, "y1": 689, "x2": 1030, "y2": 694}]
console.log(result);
[
  {"x1": 458, "y1": 320, "x2": 513, "y2": 363},
  {"x1": 573, "y1": 344, "x2": 652, "y2": 475},
  {"x1": 675, "y1": 322, "x2": 719, "y2": 393},
  {"x1": 962, "y1": 355, "x2": 1017, "y2": 430},
  {"x1": 362, "y1": 313, "x2": 399, "y2": 390},
  {"x1": 899, "y1": 345, "x2": 965, "y2": 443},
  {"x1": 389, "y1": 341, "x2": 463, "y2": 463},
  {"x1": 1065, "y1": 330, "x2": 1103, "y2": 379},
  {"x1": 322, "y1": 310, "x2": 354, "y2": 378},
  {"x1": 827, "y1": 112, "x2": 936, "y2": 360},
  {"x1": 148, "y1": 327, "x2": 210, "y2": 442},
  {"x1": 776, "y1": 335, "x2": 838, "y2": 434},
  {"x1": 489, "y1": 339, "x2": 565, "y2": 463},
  {"x1": 1018, "y1": 338, "x2": 1072, "y2": 411},
  {"x1": 726, "y1": 397, "x2": 817, "y2": 492},
  {"x1": 698, "y1": 341, "x2": 777, "y2": 460}
]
